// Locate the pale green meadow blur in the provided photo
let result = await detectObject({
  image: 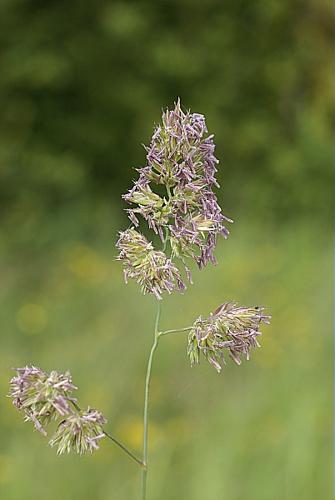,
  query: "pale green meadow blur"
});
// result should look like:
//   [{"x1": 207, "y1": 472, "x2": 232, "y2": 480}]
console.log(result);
[{"x1": 0, "y1": 1, "x2": 333, "y2": 499}]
